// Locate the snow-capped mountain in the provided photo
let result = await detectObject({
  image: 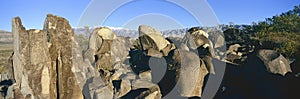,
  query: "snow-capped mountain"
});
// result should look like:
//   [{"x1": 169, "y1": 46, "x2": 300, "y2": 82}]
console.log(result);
[{"x1": 73, "y1": 25, "x2": 227, "y2": 39}]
